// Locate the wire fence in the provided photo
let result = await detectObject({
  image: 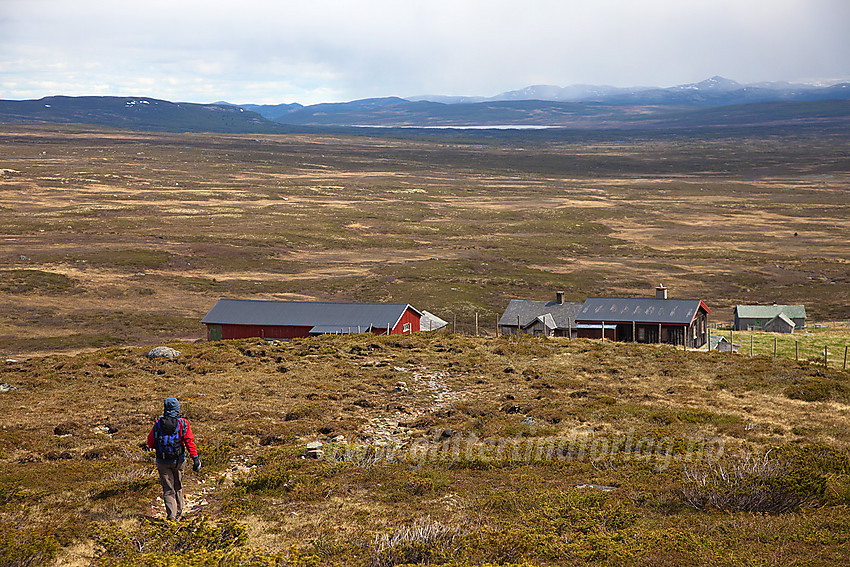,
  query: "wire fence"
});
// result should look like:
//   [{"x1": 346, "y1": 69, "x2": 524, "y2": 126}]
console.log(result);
[
  {"x1": 437, "y1": 314, "x2": 849, "y2": 371},
  {"x1": 708, "y1": 328, "x2": 849, "y2": 370}
]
